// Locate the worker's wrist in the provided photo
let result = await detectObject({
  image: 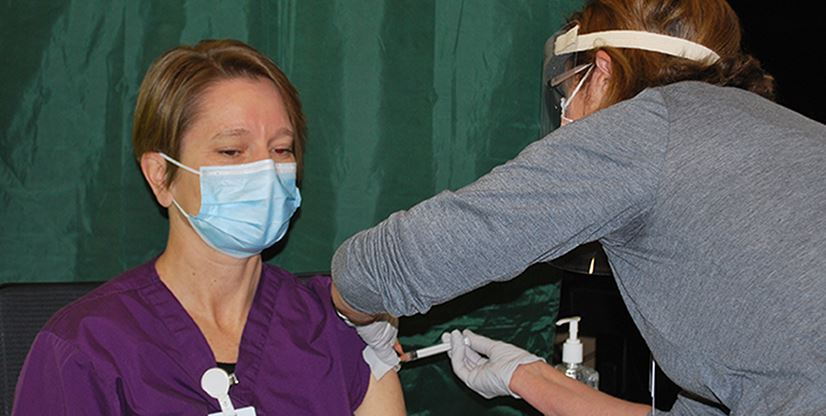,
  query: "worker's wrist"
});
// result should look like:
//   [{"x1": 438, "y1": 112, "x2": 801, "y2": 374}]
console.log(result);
[{"x1": 509, "y1": 360, "x2": 547, "y2": 398}]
